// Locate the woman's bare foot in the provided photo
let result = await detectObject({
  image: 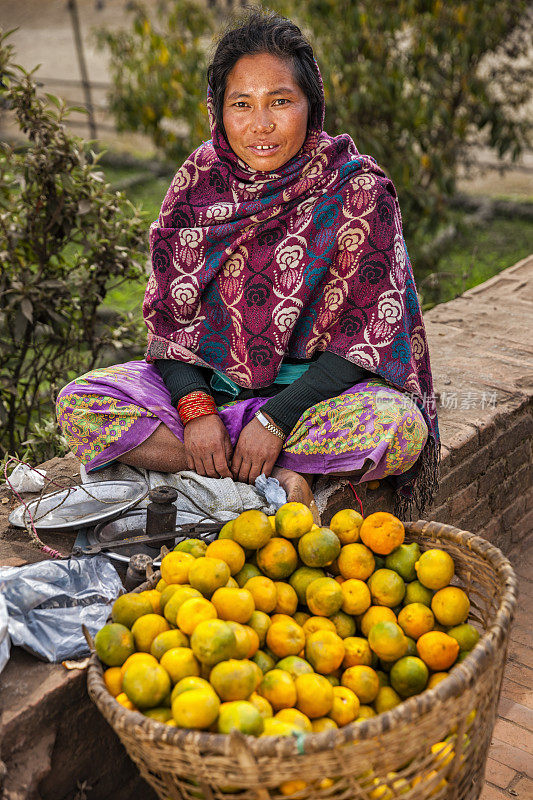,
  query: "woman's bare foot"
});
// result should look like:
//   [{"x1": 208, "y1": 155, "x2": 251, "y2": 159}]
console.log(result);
[{"x1": 272, "y1": 467, "x2": 321, "y2": 525}]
